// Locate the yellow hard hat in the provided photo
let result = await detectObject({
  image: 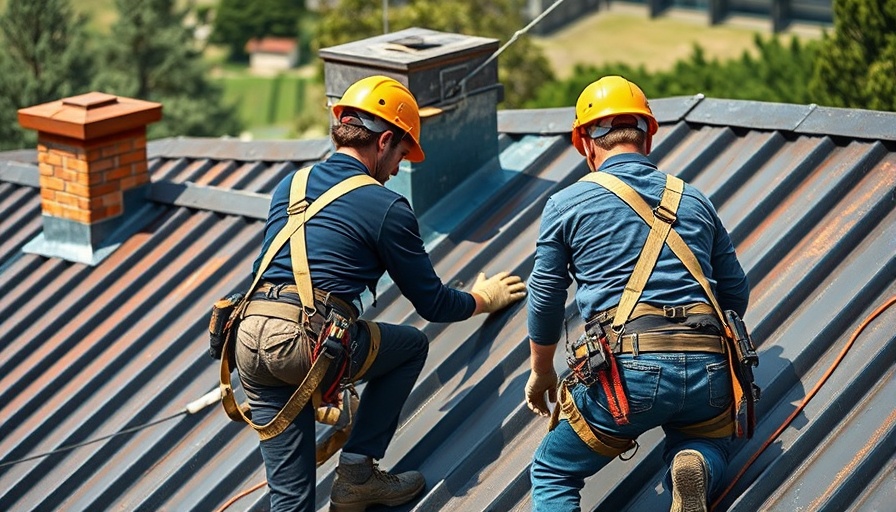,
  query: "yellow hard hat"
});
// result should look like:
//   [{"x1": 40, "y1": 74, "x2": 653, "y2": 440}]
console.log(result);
[
  {"x1": 571, "y1": 76, "x2": 658, "y2": 156},
  {"x1": 332, "y1": 75, "x2": 425, "y2": 163}
]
